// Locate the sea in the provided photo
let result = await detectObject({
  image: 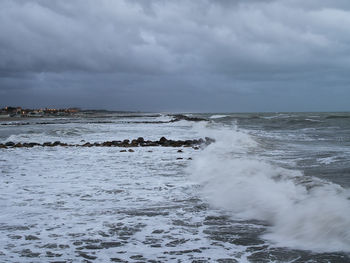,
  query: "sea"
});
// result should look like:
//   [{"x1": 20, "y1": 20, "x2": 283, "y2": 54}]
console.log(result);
[{"x1": 0, "y1": 112, "x2": 349, "y2": 262}]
